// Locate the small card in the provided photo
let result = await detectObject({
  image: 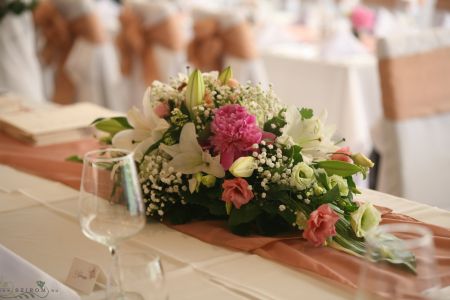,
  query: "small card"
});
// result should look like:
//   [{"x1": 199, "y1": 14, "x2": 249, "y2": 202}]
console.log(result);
[{"x1": 65, "y1": 257, "x2": 106, "y2": 294}]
